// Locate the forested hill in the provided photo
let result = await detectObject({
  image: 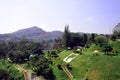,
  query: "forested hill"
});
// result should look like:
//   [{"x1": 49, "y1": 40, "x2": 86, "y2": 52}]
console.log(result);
[{"x1": 0, "y1": 26, "x2": 63, "y2": 42}]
